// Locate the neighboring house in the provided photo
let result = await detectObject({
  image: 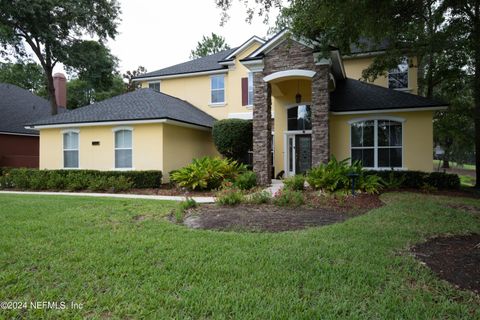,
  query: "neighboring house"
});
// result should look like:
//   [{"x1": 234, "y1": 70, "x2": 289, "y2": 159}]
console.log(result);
[
  {"x1": 0, "y1": 75, "x2": 66, "y2": 168},
  {"x1": 28, "y1": 31, "x2": 446, "y2": 184}
]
